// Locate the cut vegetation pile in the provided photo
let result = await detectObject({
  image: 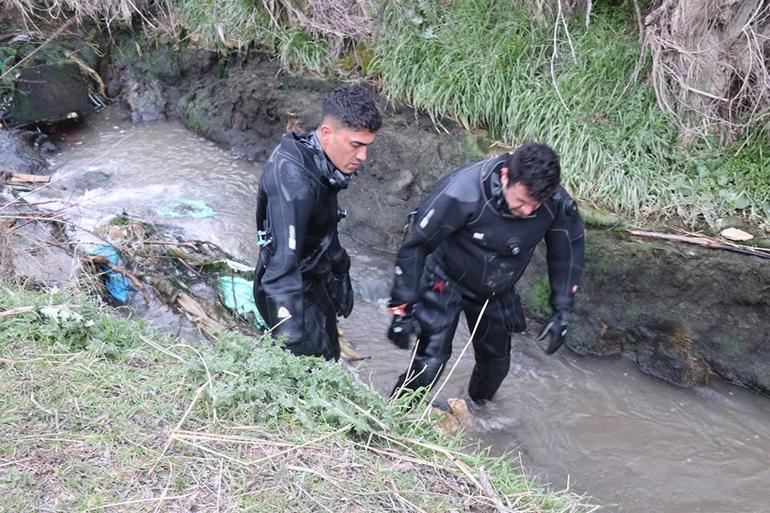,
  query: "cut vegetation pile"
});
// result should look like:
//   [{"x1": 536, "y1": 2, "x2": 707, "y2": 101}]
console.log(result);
[{"x1": 0, "y1": 283, "x2": 595, "y2": 512}]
